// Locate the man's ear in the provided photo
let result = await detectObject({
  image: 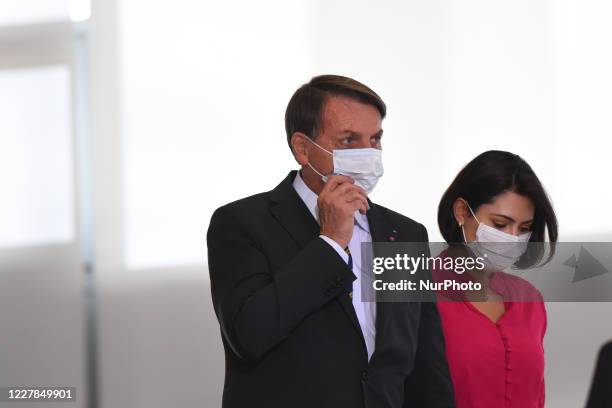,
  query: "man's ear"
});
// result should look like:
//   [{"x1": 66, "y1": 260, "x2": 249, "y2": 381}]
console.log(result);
[
  {"x1": 453, "y1": 198, "x2": 469, "y2": 226},
  {"x1": 290, "y1": 132, "x2": 309, "y2": 166}
]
